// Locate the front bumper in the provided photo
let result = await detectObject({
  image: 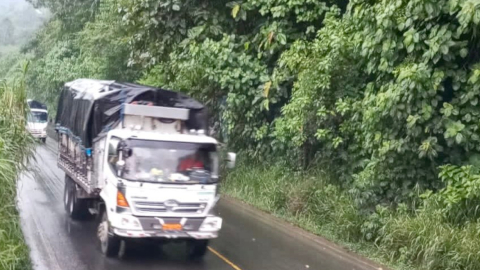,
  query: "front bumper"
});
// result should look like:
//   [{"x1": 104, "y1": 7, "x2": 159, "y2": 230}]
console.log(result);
[
  {"x1": 30, "y1": 133, "x2": 47, "y2": 139},
  {"x1": 113, "y1": 229, "x2": 218, "y2": 239},
  {"x1": 111, "y1": 215, "x2": 222, "y2": 240}
]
